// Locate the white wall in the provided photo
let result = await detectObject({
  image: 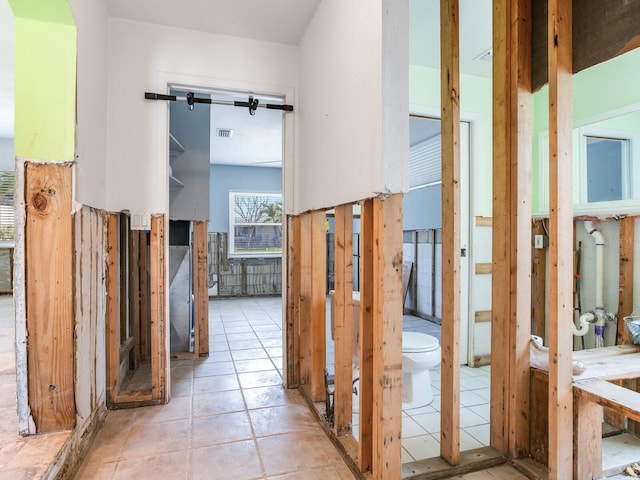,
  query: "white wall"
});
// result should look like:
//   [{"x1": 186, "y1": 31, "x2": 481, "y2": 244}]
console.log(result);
[
  {"x1": 71, "y1": 0, "x2": 109, "y2": 210},
  {"x1": 296, "y1": 0, "x2": 409, "y2": 213},
  {"x1": 106, "y1": 19, "x2": 298, "y2": 214}
]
